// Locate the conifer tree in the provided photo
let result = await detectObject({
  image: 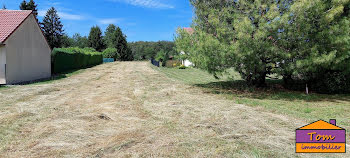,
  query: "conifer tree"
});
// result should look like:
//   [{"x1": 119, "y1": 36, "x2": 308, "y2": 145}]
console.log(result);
[
  {"x1": 177, "y1": 0, "x2": 350, "y2": 92},
  {"x1": 277, "y1": 0, "x2": 350, "y2": 93},
  {"x1": 27, "y1": 0, "x2": 38, "y2": 19},
  {"x1": 177, "y1": 0, "x2": 287, "y2": 86},
  {"x1": 41, "y1": 7, "x2": 64, "y2": 49},
  {"x1": 113, "y1": 27, "x2": 133, "y2": 61},
  {"x1": 19, "y1": 0, "x2": 38, "y2": 19},
  {"x1": 19, "y1": 0, "x2": 27, "y2": 10},
  {"x1": 88, "y1": 26, "x2": 105, "y2": 52},
  {"x1": 104, "y1": 24, "x2": 117, "y2": 48}
]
